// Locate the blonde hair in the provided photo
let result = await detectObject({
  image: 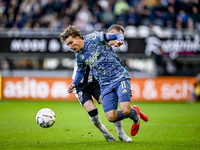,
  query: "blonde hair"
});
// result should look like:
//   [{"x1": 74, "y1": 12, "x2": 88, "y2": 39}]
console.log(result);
[
  {"x1": 108, "y1": 24, "x2": 124, "y2": 33},
  {"x1": 59, "y1": 25, "x2": 82, "y2": 42}
]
